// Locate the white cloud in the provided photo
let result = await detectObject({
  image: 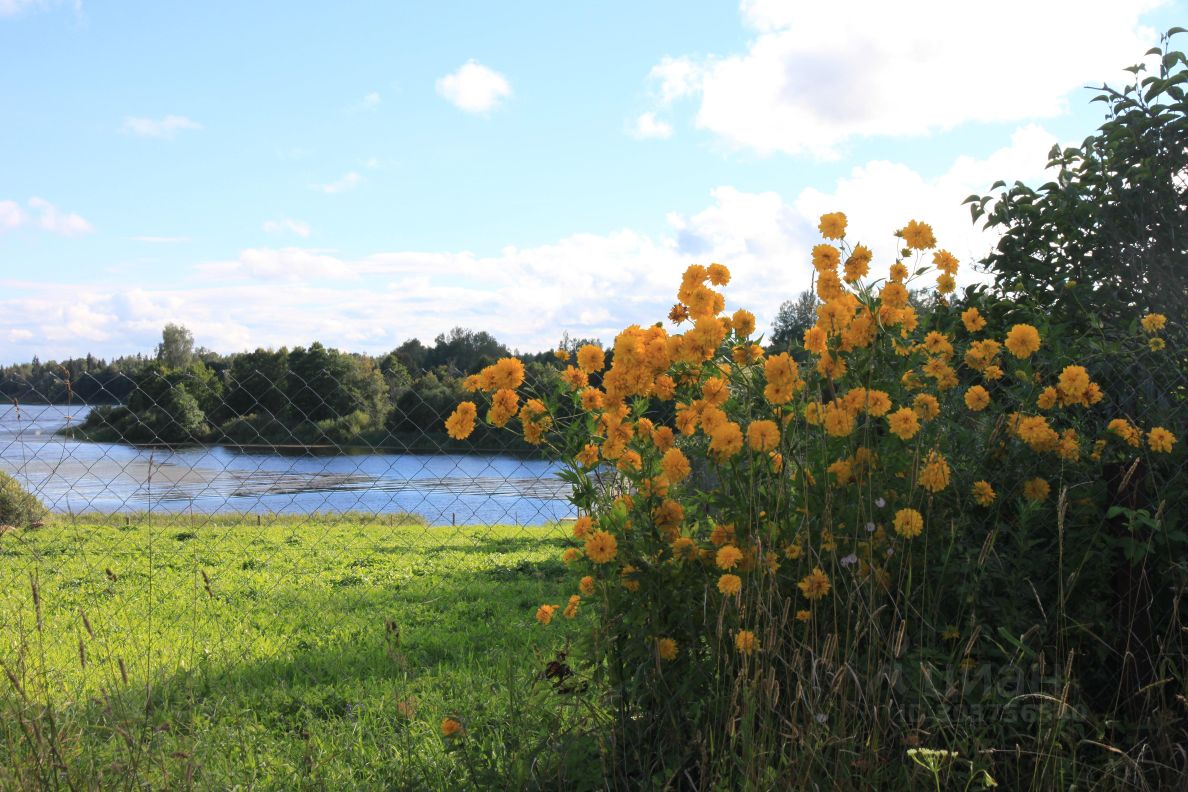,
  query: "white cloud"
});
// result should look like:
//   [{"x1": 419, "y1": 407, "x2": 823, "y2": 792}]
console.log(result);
[
  {"x1": 0, "y1": 200, "x2": 26, "y2": 230},
  {"x1": 363, "y1": 91, "x2": 381, "y2": 108},
  {"x1": 0, "y1": 197, "x2": 92, "y2": 236},
  {"x1": 0, "y1": 0, "x2": 71, "y2": 17},
  {"x1": 649, "y1": 0, "x2": 1163, "y2": 157},
  {"x1": 262, "y1": 218, "x2": 311, "y2": 238},
  {"x1": 313, "y1": 171, "x2": 362, "y2": 194},
  {"x1": 1, "y1": 126, "x2": 1057, "y2": 361},
  {"x1": 436, "y1": 60, "x2": 512, "y2": 114},
  {"x1": 121, "y1": 114, "x2": 203, "y2": 139},
  {"x1": 630, "y1": 112, "x2": 674, "y2": 140}
]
